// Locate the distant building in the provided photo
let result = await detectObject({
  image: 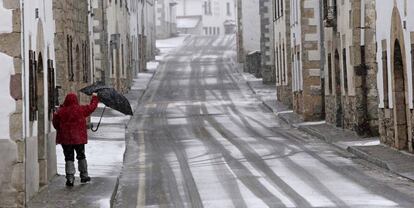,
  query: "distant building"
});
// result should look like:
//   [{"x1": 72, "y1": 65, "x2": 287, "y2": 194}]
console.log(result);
[
  {"x1": 177, "y1": 15, "x2": 203, "y2": 35},
  {"x1": 176, "y1": 0, "x2": 236, "y2": 36},
  {"x1": 260, "y1": 0, "x2": 275, "y2": 84},
  {"x1": 156, "y1": 0, "x2": 178, "y2": 39},
  {"x1": 273, "y1": 0, "x2": 292, "y2": 108}
]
